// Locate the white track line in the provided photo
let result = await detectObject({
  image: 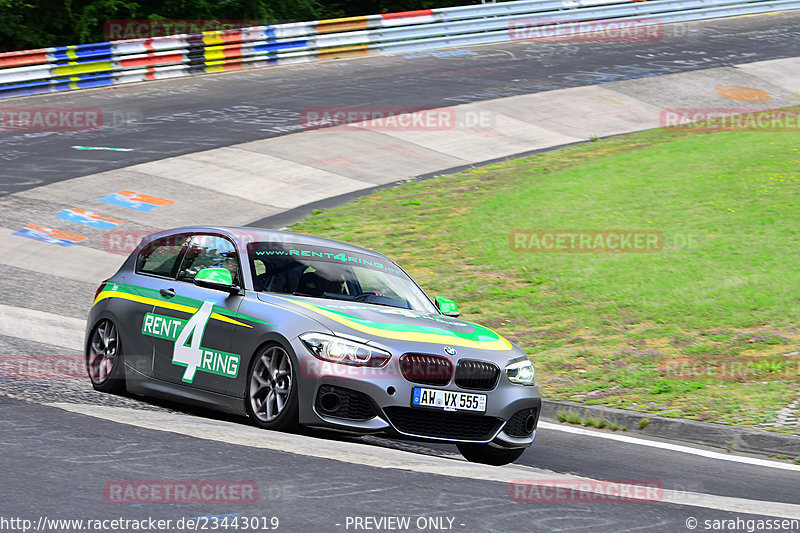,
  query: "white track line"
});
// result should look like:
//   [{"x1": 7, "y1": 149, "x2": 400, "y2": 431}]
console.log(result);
[
  {"x1": 539, "y1": 422, "x2": 800, "y2": 472},
  {"x1": 0, "y1": 304, "x2": 84, "y2": 351},
  {"x1": 48, "y1": 403, "x2": 800, "y2": 520}
]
